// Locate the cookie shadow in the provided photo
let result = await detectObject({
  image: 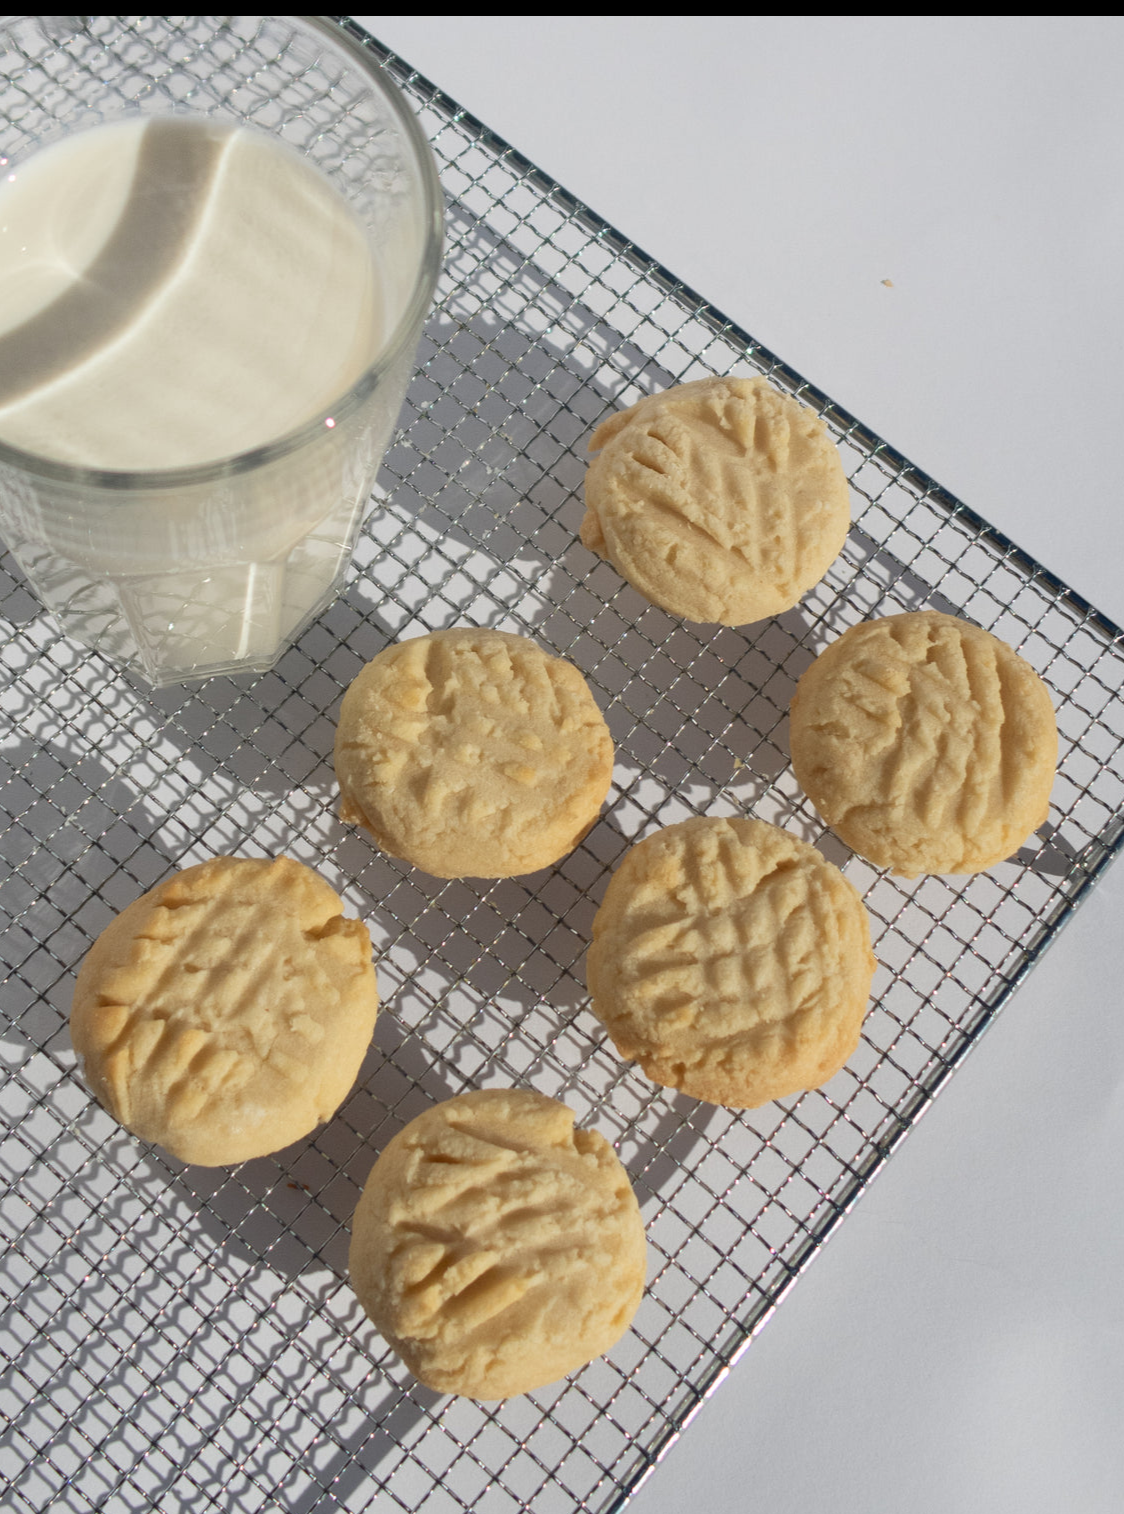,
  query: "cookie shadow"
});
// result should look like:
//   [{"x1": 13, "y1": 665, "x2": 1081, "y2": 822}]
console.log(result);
[
  {"x1": 120, "y1": 1009, "x2": 461, "y2": 1288},
  {"x1": 39, "y1": 1089, "x2": 445, "y2": 1503},
  {"x1": 371, "y1": 192, "x2": 682, "y2": 577},
  {"x1": 0, "y1": 726, "x2": 193, "y2": 1083},
  {"x1": 47, "y1": 1021, "x2": 467, "y2": 1486}
]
